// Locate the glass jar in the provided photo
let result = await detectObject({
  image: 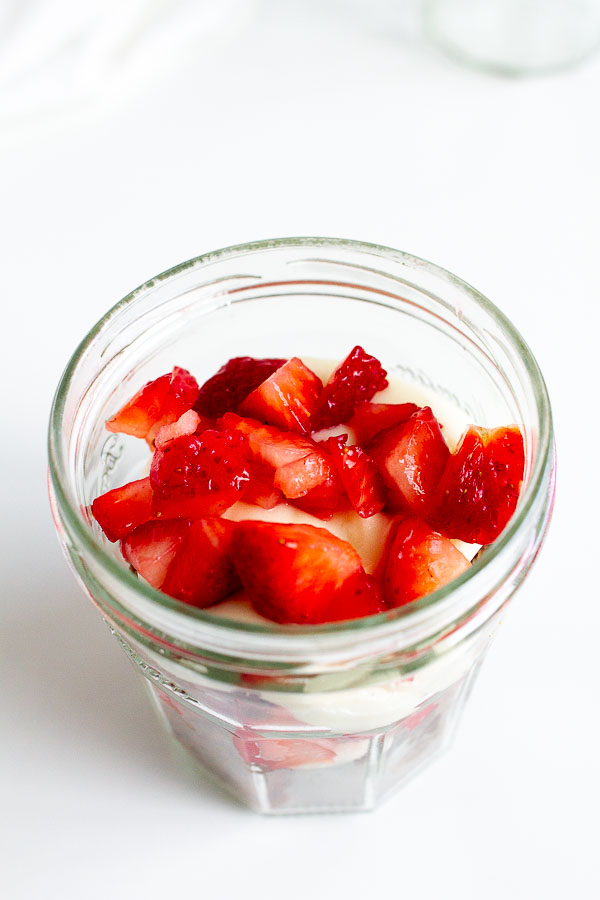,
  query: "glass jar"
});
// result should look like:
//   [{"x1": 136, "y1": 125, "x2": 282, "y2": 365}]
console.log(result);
[
  {"x1": 48, "y1": 238, "x2": 555, "y2": 814},
  {"x1": 424, "y1": 0, "x2": 600, "y2": 75}
]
